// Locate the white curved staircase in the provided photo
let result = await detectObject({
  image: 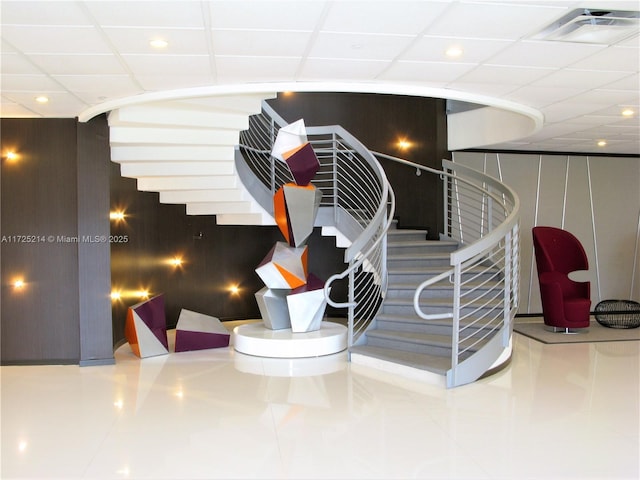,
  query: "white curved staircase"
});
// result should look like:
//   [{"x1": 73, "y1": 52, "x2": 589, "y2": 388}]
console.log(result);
[{"x1": 107, "y1": 93, "x2": 277, "y2": 226}]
